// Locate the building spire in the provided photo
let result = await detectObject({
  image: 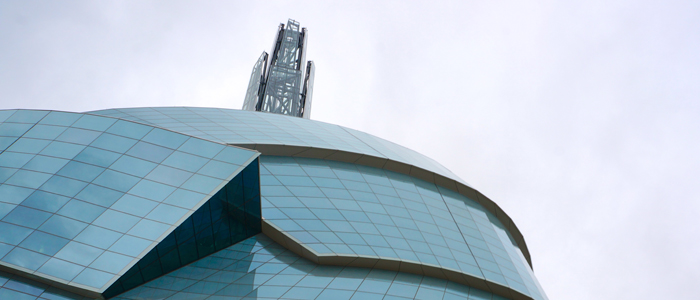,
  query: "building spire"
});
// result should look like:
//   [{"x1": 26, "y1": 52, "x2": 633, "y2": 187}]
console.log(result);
[{"x1": 242, "y1": 19, "x2": 315, "y2": 119}]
